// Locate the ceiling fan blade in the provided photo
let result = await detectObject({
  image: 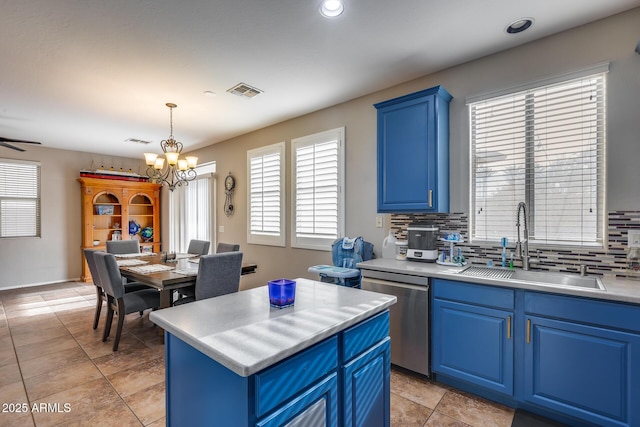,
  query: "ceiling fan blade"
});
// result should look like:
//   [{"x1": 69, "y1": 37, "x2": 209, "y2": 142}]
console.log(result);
[
  {"x1": 0, "y1": 141, "x2": 26, "y2": 152},
  {"x1": 0, "y1": 136, "x2": 42, "y2": 145}
]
